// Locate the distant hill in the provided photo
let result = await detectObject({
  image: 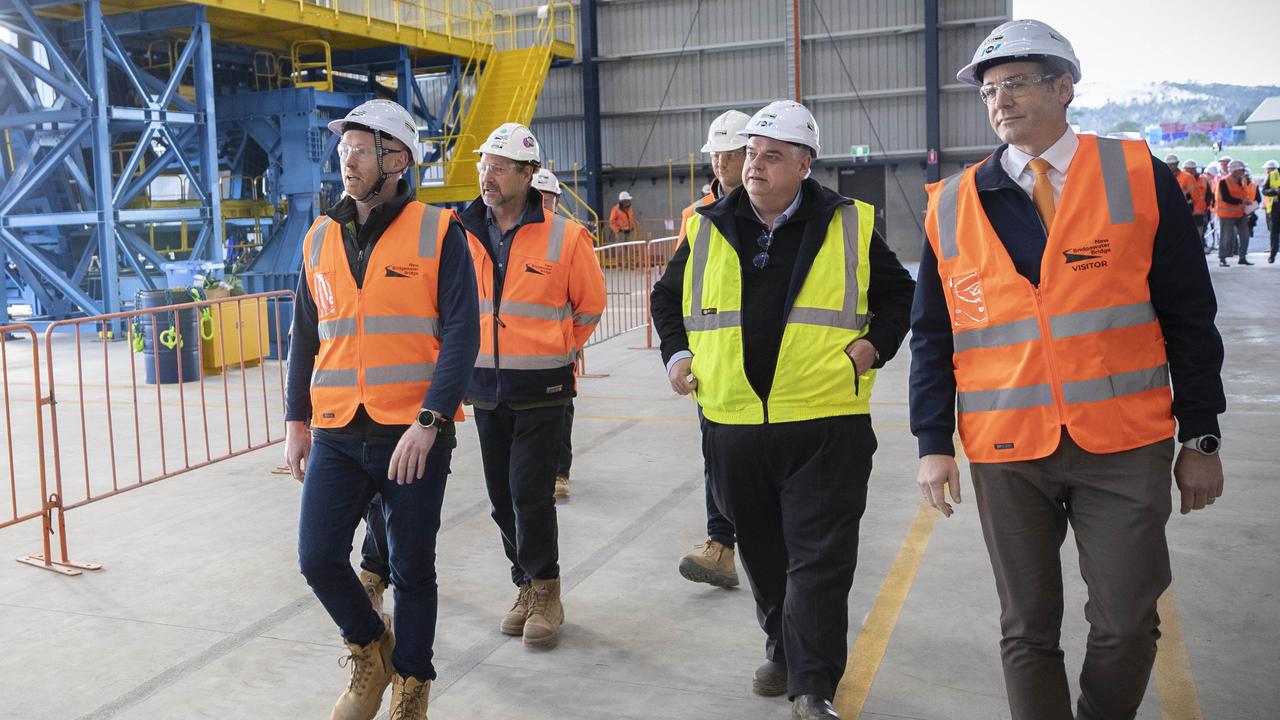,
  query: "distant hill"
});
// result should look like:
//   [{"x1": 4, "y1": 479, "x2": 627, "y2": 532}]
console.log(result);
[{"x1": 1067, "y1": 81, "x2": 1280, "y2": 134}]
